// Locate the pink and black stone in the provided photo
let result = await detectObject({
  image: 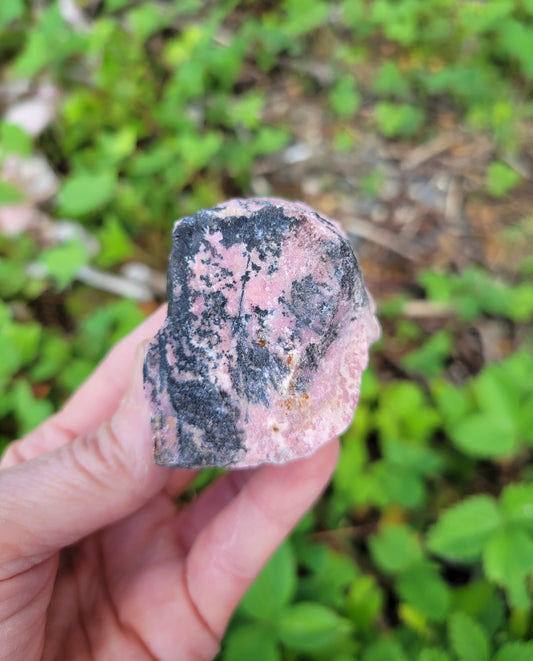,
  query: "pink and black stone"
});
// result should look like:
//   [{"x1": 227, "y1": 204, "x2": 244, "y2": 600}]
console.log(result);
[{"x1": 143, "y1": 198, "x2": 380, "y2": 469}]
